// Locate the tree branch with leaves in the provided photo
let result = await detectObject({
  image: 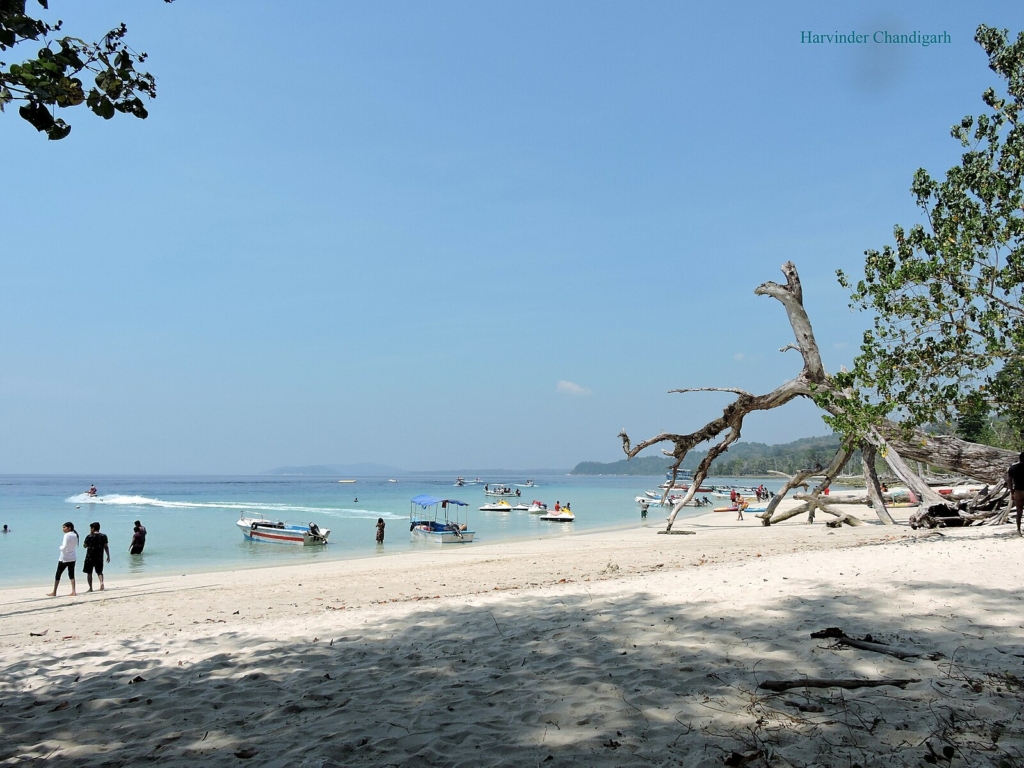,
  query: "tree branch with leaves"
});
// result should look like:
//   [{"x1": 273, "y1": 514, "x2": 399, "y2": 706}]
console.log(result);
[{"x1": 0, "y1": 0, "x2": 172, "y2": 139}]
